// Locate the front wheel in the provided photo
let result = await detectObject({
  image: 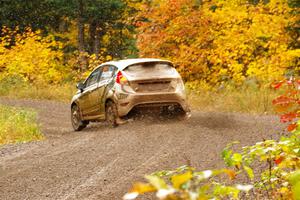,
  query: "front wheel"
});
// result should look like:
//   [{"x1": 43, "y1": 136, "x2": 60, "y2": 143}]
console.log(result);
[
  {"x1": 106, "y1": 101, "x2": 118, "y2": 128},
  {"x1": 71, "y1": 104, "x2": 88, "y2": 131}
]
